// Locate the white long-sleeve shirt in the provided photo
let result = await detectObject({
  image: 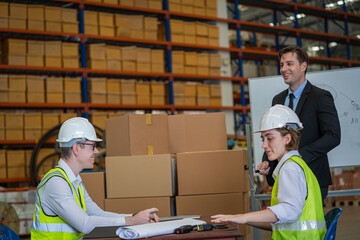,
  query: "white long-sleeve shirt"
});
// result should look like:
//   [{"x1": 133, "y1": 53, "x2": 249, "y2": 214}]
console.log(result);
[
  {"x1": 38, "y1": 159, "x2": 132, "y2": 234},
  {"x1": 268, "y1": 150, "x2": 307, "y2": 225}
]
